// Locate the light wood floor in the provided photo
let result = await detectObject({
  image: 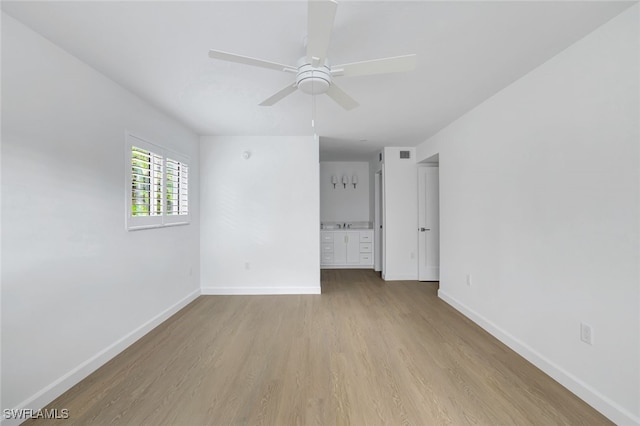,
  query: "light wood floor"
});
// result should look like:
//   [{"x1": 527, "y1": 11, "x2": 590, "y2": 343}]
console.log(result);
[{"x1": 29, "y1": 269, "x2": 611, "y2": 425}]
